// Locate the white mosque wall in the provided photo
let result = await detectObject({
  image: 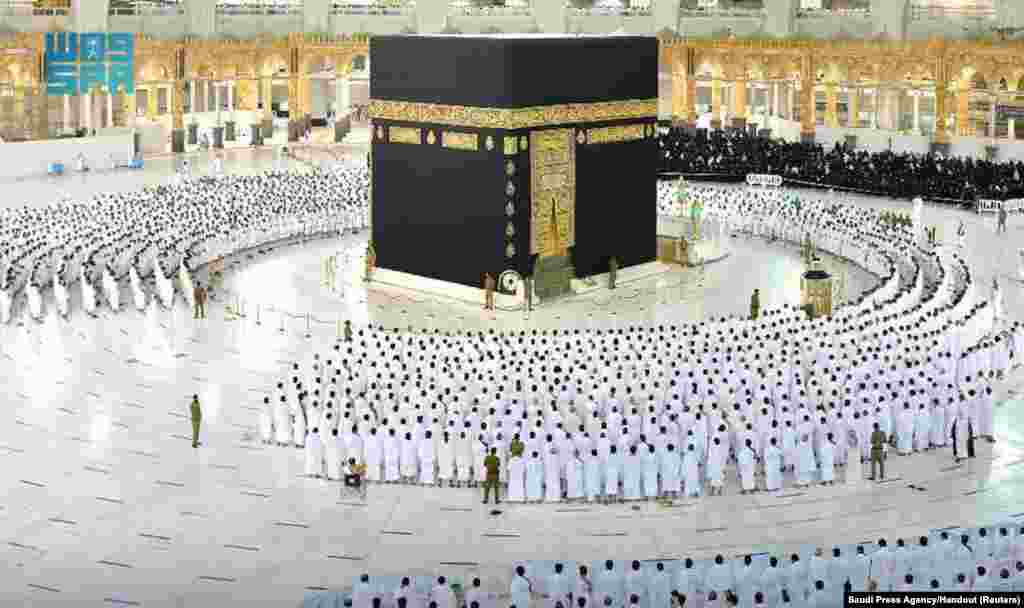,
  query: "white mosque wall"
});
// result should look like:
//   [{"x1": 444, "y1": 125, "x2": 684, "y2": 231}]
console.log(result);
[
  {"x1": 329, "y1": 15, "x2": 410, "y2": 35},
  {"x1": 950, "y1": 136, "x2": 988, "y2": 161},
  {"x1": 109, "y1": 15, "x2": 190, "y2": 39},
  {"x1": 449, "y1": 16, "x2": 538, "y2": 34},
  {"x1": 0, "y1": 132, "x2": 133, "y2": 180}
]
